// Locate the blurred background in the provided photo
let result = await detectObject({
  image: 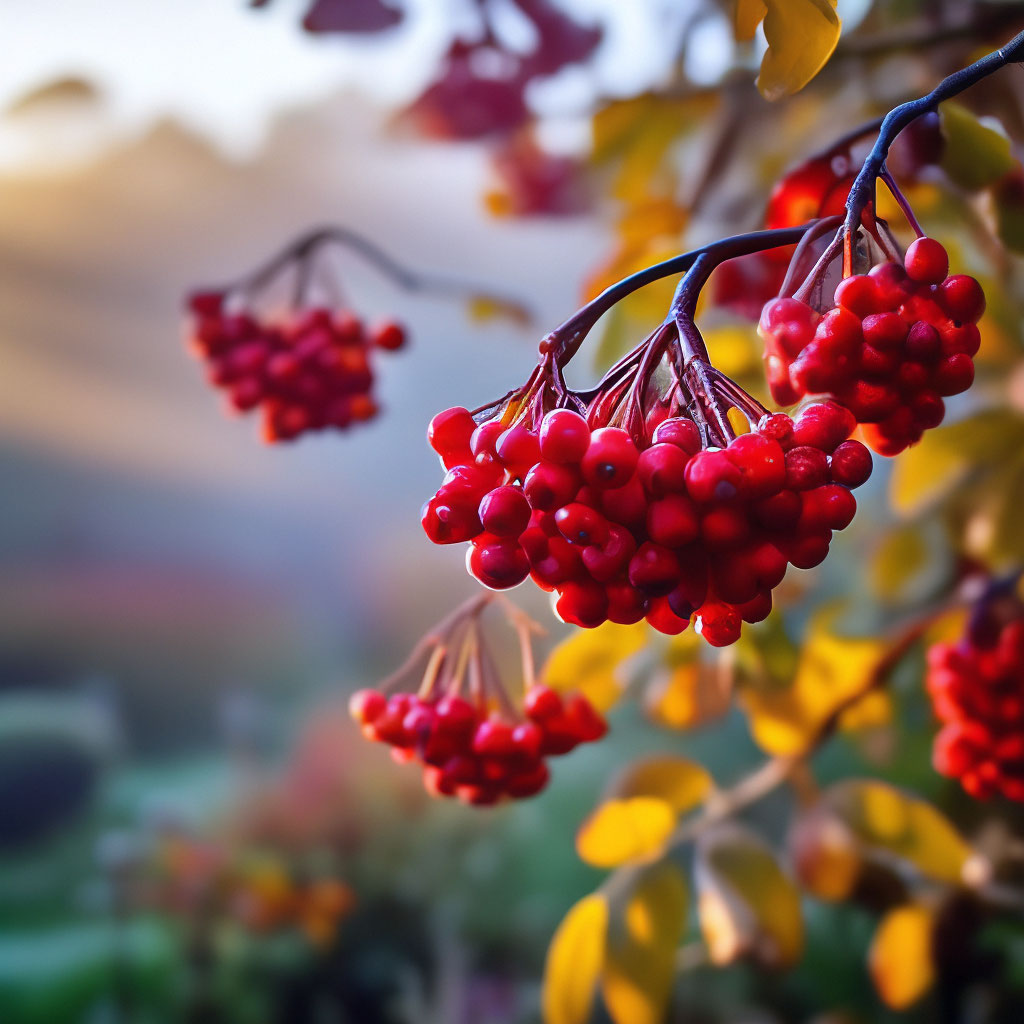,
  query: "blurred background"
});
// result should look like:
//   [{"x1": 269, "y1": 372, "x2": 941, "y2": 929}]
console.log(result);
[{"x1": 3, "y1": 2, "x2": 1024, "y2": 1022}]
